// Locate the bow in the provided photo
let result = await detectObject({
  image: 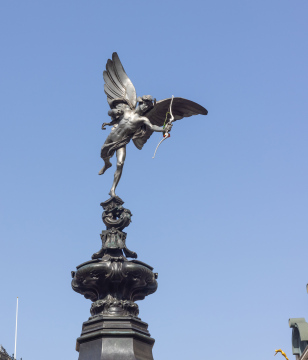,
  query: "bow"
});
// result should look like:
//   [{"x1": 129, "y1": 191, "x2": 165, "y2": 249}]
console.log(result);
[{"x1": 152, "y1": 95, "x2": 174, "y2": 159}]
